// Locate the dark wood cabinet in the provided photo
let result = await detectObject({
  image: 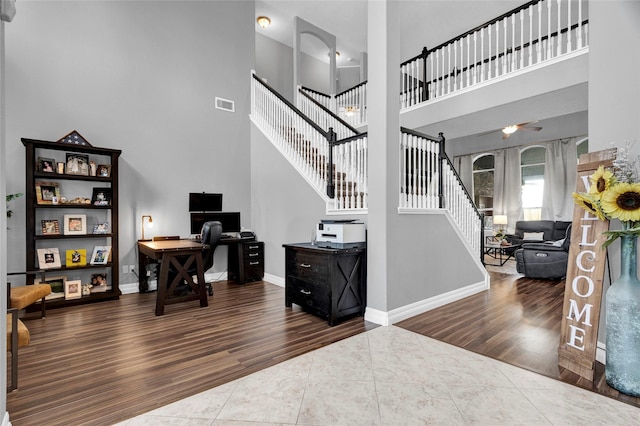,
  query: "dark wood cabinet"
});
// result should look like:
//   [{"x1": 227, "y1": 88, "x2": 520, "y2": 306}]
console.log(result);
[
  {"x1": 228, "y1": 240, "x2": 264, "y2": 284},
  {"x1": 22, "y1": 138, "x2": 121, "y2": 309},
  {"x1": 283, "y1": 243, "x2": 366, "y2": 326}
]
